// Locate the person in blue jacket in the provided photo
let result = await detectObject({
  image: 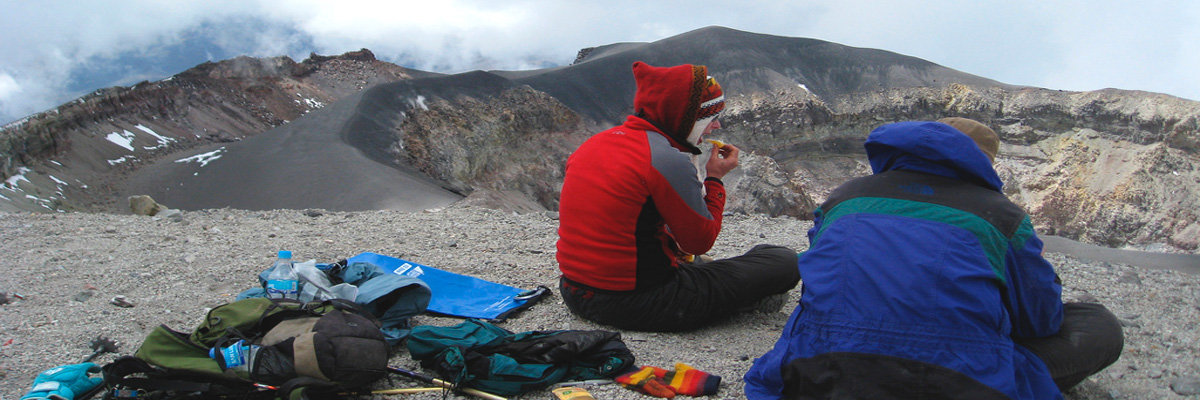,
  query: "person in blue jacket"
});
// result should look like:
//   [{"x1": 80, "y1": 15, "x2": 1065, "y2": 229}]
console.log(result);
[{"x1": 744, "y1": 118, "x2": 1124, "y2": 399}]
